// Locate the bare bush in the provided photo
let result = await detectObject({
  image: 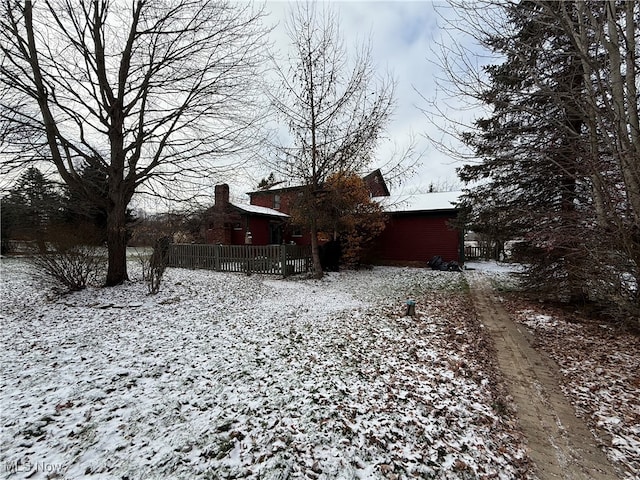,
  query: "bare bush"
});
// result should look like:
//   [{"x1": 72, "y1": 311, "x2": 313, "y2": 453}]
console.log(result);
[
  {"x1": 130, "y1": 247, "x2": 153, "y2": 282},
  {"x1": 31, "y1": 244, "x2": 106, "y2": 293},
  {"x1": 147, "y1": 238, "x2": 171, "y2": 295}
]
